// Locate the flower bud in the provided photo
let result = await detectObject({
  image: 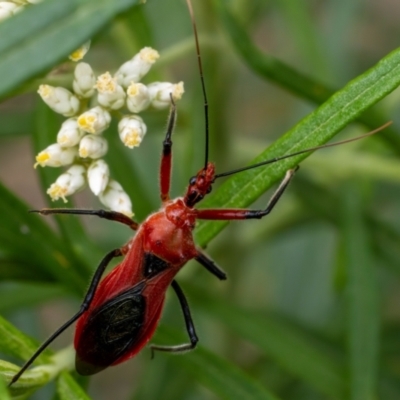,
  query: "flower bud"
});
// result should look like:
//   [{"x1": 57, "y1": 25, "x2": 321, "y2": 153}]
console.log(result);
[
  {"x1": 77, "y1": 106, "x2": 111, "y2": 134},
  {"x1": 79, "y1": 135, "x2": 108, "y2": 159},
  {"x1": 73, "y1": 62, "x2": 96, "y2": 98},
  {"x1": 118, "y1": 115, "x2": 147, "y2": 149},
  {"x1": 69, "y1": 41, "x2": 91, "y2": 62},
  {"x1": 38, "y1": 85, "x2": 80, "y2": 117},
  {"x1": 35, "y1": 144, "x2": 77, "y2": 168},
  {"x1": 115, "y1": 47, "x2": 159, "y2": 88},
  {"x1": 57, "y1": 118, "x2": 85, "y2": 147},
  {"x1": 99, "y1": 180, "x2": 133, "y2": 217},
  {"x1": 87, "y1": 159, "x2": 110, "y2": 195},
  {"x1": 126, "y1": 83, "x2": 151, "y2": 113},
  {"x1": 0, "y1": 2, "x2": 22, "y2": 22},
  {"x1": 47, "y1": 165, "x2": 86, "y2": 202},
  {"x1": 96, "y1": 72, "x2": 126, "y2": 110},
  {"x1": 147, "y1": 81, "x2": 184, "y2": 109}
]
